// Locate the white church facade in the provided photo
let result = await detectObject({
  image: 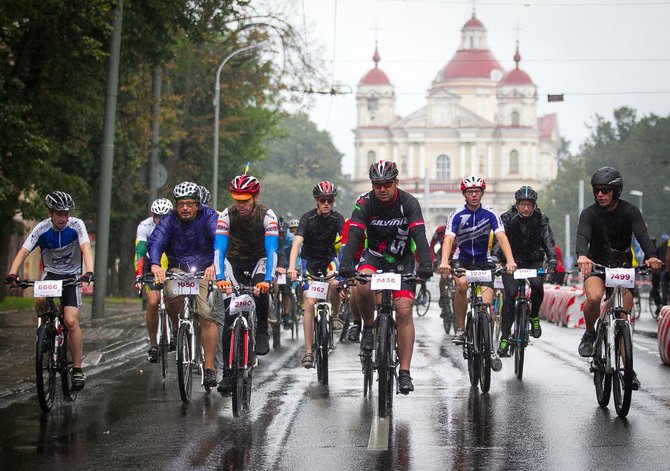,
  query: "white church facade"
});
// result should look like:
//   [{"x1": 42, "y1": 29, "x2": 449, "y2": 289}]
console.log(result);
[{"x1": 352, "y1": 13, "x2": 560, "y2": 227}]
